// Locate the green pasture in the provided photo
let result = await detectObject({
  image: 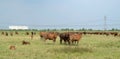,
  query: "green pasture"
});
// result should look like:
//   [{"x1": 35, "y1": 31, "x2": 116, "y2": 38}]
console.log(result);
[{"x1": 0, "y1": 30, "x2": 120, "y2": 59}]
